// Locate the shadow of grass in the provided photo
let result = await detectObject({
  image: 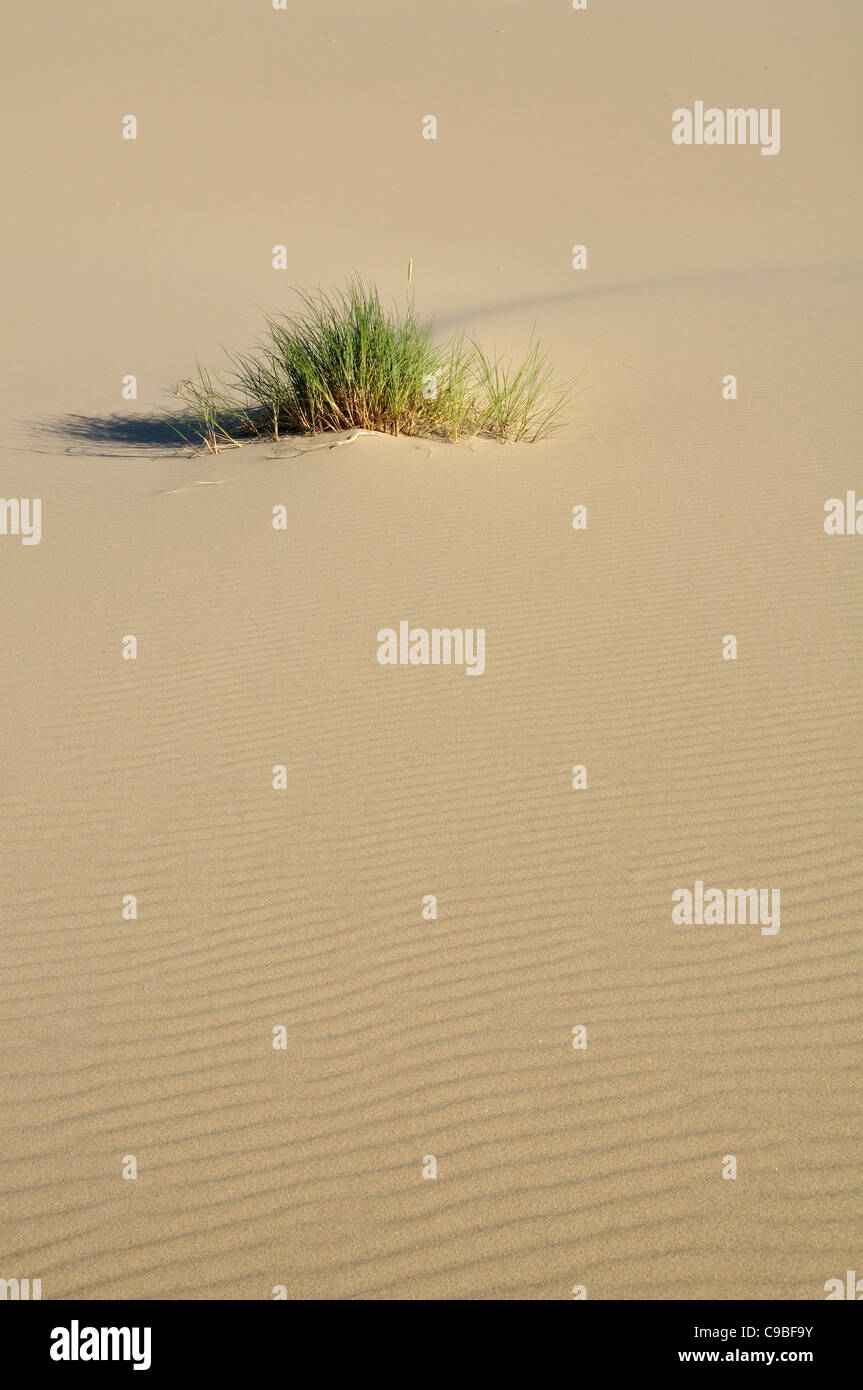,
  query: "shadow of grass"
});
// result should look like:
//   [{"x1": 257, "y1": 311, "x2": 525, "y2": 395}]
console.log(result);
[
  {"x1": 31, "y1": 411, "x2": 305, "y2": 459},
  {"x1": 37, "y1": 412, "x2": 194, "y2": 456}
]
